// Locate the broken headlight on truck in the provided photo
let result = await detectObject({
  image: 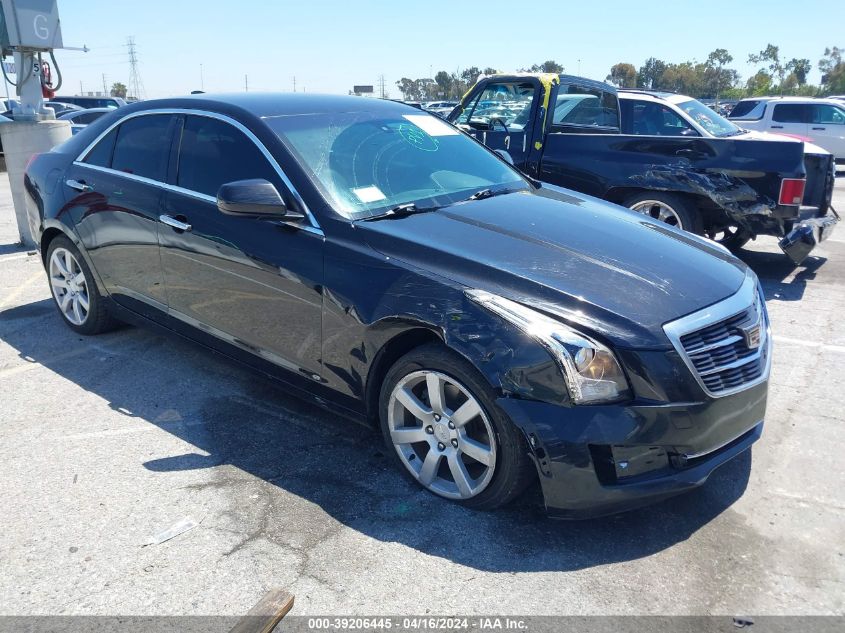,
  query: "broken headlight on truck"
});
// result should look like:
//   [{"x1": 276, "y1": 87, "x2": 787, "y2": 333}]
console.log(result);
[{"x1": 466, "y1": 290, "x2": 631, "y2": 404}]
